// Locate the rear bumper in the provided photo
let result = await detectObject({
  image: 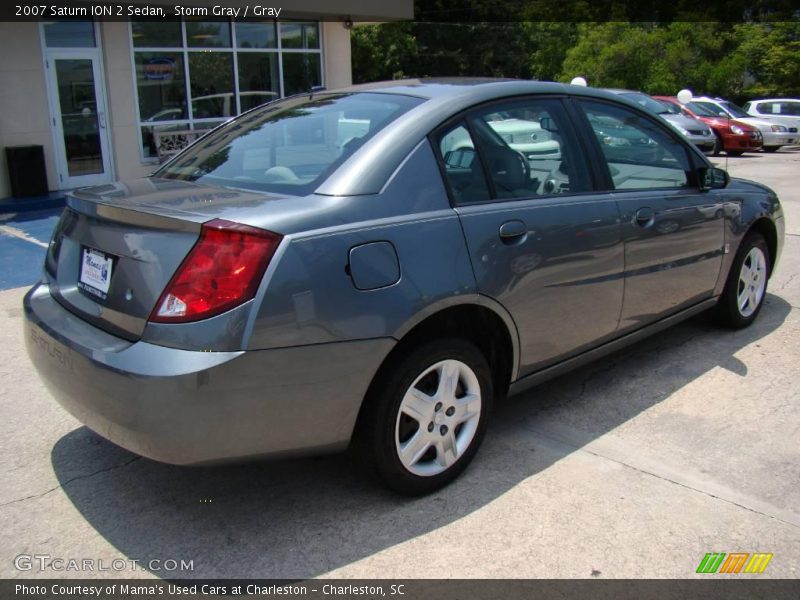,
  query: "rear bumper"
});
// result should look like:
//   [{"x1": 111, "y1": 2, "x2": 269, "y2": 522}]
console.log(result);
[{"x1": 24, "y1": 283, "x2": 393, "y2": 465}]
